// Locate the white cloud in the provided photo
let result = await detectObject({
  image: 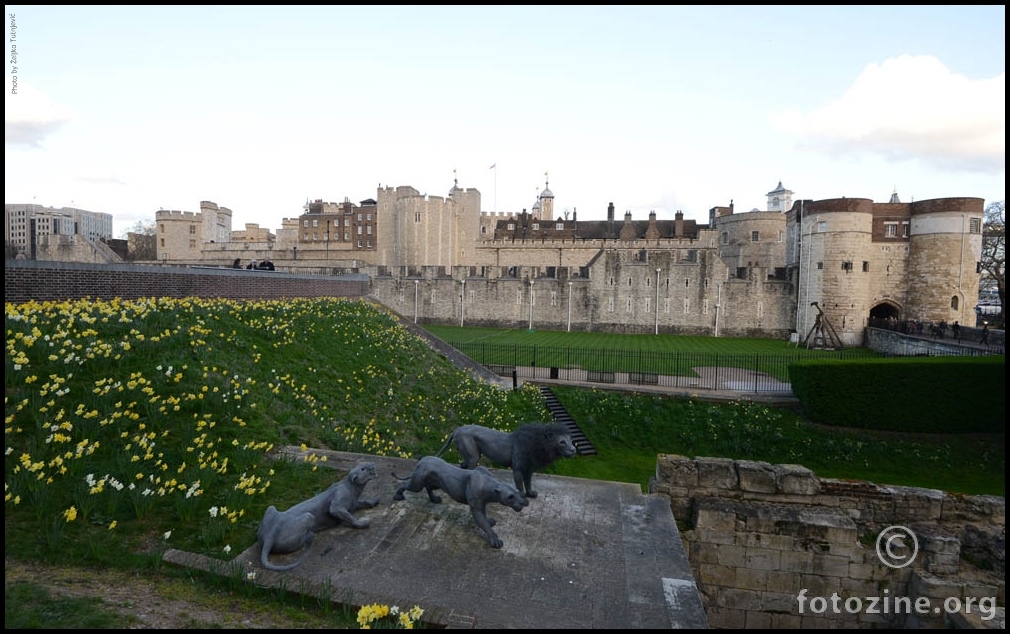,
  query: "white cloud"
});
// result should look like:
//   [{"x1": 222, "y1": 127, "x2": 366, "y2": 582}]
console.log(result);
[
  {"x1": 770, "y1": 55, "x2": 1005, "y2": 174},
  {"x1": 4, "y1": 82, "x2": 75, "y2": 148}
]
